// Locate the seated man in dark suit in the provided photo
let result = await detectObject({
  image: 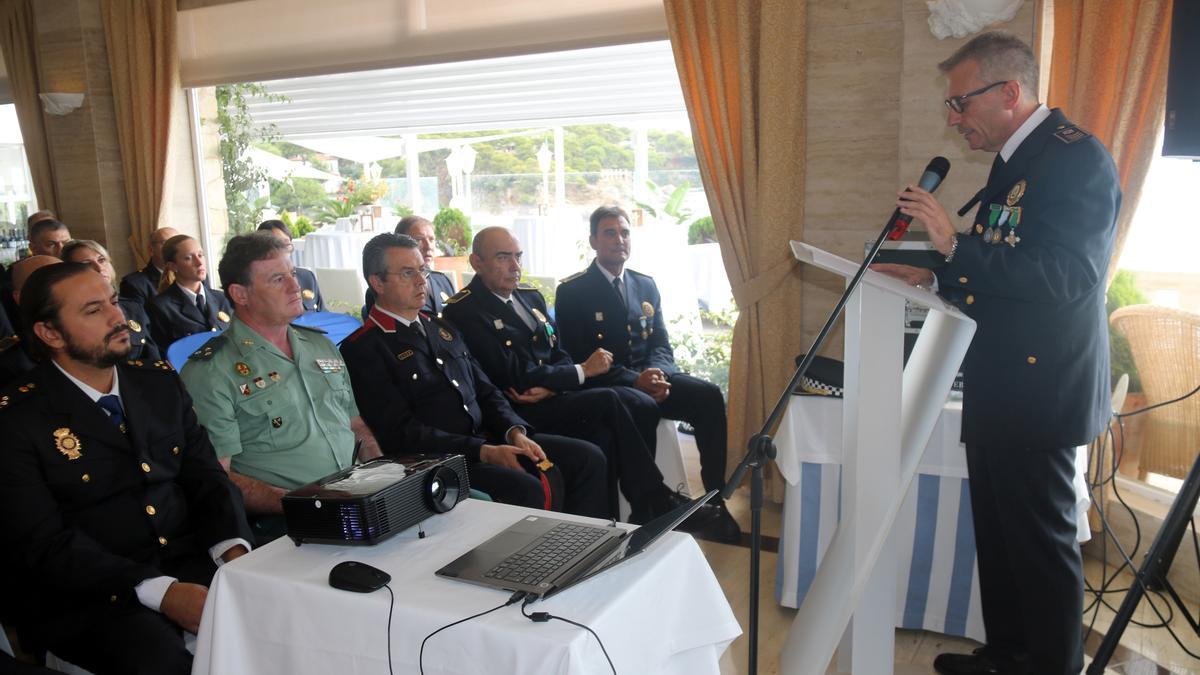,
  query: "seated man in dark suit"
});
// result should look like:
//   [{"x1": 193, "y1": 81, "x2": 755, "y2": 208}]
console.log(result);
[
  {"x1": 442, "y1": 227, "x2": 719, "y2": 531},
  {"x1": 341, "y1": 233, "x2": 607, "y2": 517},
  {"x1": 556, "y1": 206, "x2": 739, "y2": 539},
  {"x1": 1, "y1": 218, "x2": 72, "y2": 337},
  {"x1": 147, "y1": 234, "x2": 232, "y2": 348},
  {"x1": 363, "y1": 215, "x2": 456, "y2": 318},
  {"x1": 63, "y1": 239, "x2": 160, "y2": 362},
  {"x1": 119, "y1": 226, "x2": 178, "y2": 311},
  {"x1": 0, "y1": 262, "x2": 253, "y2": 675},
  {"x1": 0, "y1": 256, "x2": 60, "y2": 388},
  {"x1": 257, "y1": 220, "x2": 325, "y2": 312}
]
